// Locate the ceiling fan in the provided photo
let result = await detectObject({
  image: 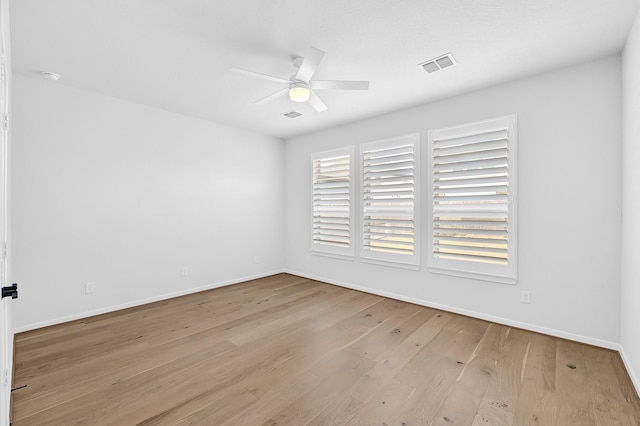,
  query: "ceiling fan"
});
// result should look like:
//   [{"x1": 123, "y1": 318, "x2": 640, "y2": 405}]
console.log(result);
[{"x1": 231, "y1": 47, "x2": 369, "y2": 112}]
